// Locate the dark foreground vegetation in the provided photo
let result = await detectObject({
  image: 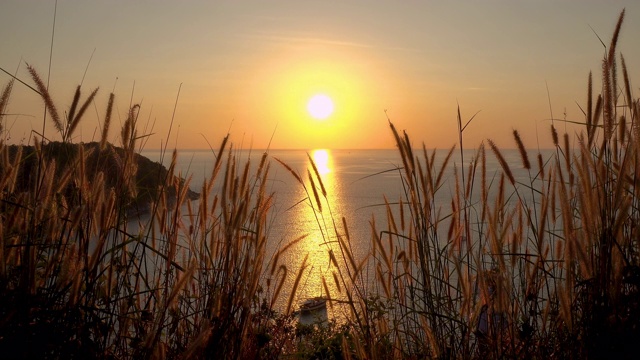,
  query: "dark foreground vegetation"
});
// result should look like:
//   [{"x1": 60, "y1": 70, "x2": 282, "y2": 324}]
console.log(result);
[{"x1": 1, "y1": 10, "x2": 639, "y2": 359}]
